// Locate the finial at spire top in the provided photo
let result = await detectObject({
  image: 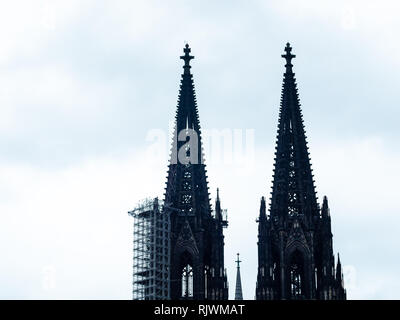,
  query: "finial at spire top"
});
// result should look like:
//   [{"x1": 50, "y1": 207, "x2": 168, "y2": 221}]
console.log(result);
[
  {"x1": 216, "y1": 187, "x2": 220, "y2": 200},
  {"x1": 235, "y1": 253, "x2": 241, "y2": 268},
  {"x1": 180, "y1": 43, "x2": 194, "y2": 73},
  {"x1": 281, "y1": 42, "x2": 296, "y2": 73}
]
